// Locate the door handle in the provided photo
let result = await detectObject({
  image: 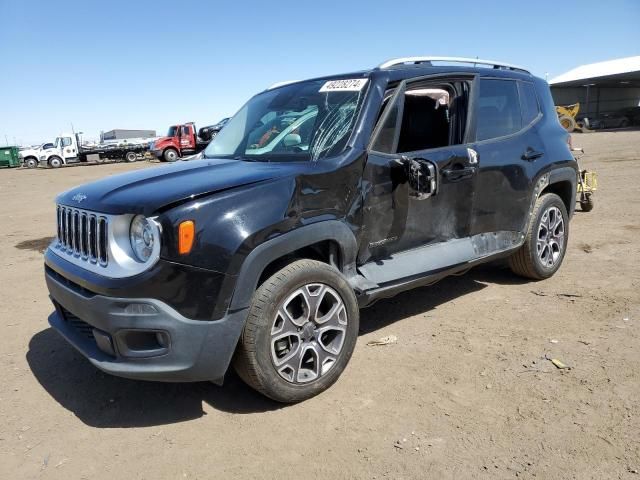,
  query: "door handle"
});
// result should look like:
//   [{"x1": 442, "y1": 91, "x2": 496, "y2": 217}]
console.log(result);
[
  {"x1": 442, "y1": 166, "x2": 476, "y2": 181},
  {"x1": 522, "y1": 148, "x2": 544, "y2": 161}
]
